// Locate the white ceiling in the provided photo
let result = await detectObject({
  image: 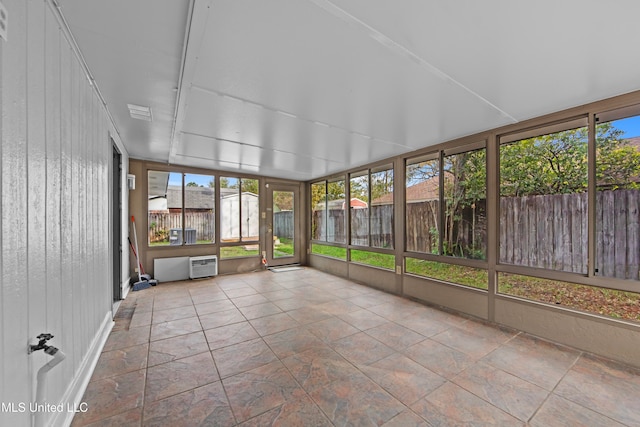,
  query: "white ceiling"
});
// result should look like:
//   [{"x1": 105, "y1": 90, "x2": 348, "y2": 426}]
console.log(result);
[{"x1": 59, "y1": 0, "x2": 640, "y2": 181}]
